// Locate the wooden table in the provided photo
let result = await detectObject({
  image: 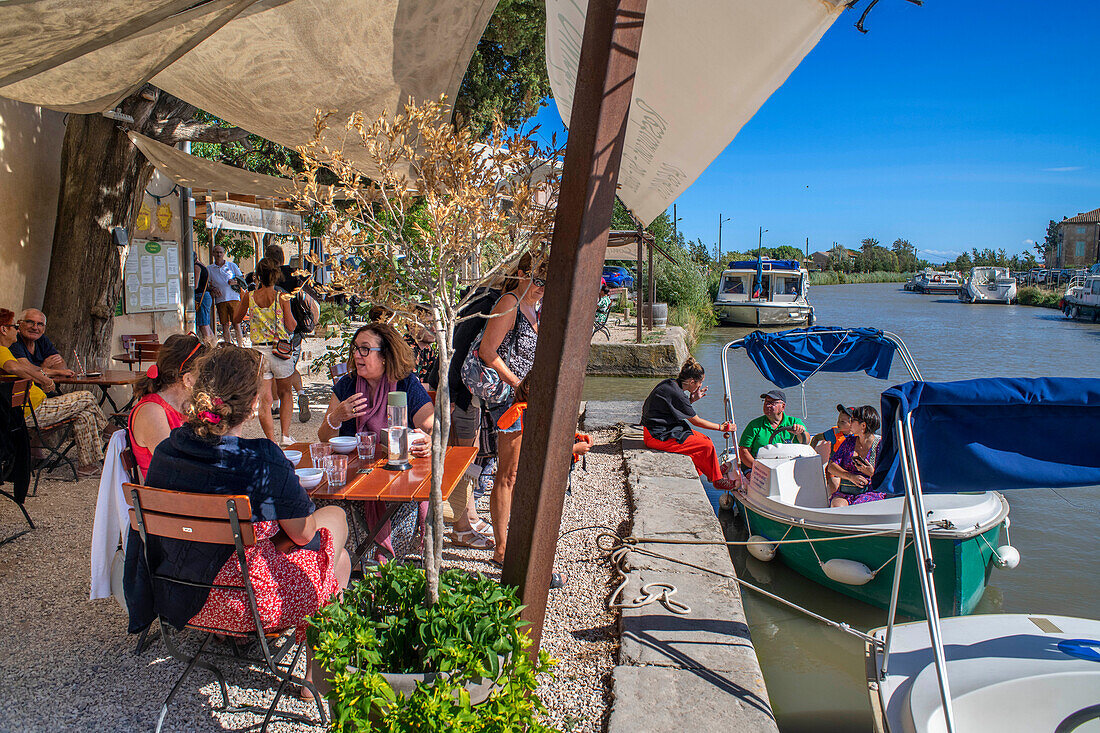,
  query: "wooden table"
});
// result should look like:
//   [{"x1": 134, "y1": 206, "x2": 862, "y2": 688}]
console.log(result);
[
  {"x1": 288, "y1": 441, "x2": 477, "y2": 564},
  {"x1": 54, "y1": 370, "x2": 141, "y2": 425},
  {"x1": 111, "y1": 353, "x2": 141, "y2": 370}
]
